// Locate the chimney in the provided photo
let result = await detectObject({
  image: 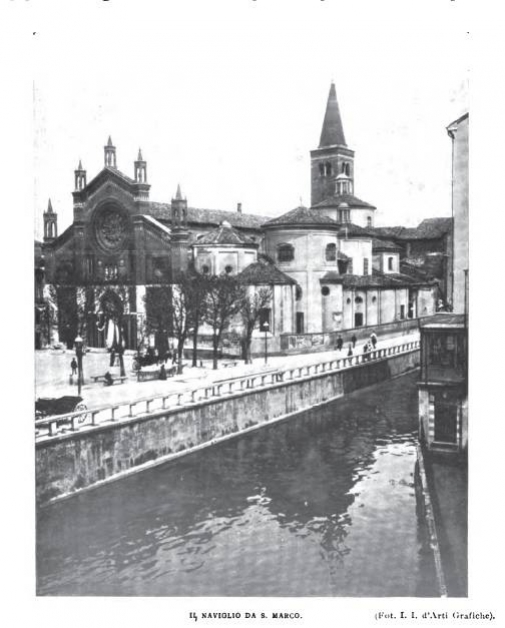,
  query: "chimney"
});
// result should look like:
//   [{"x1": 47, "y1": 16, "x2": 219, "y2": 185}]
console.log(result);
[{"x1": 237, "y1": 202, "x2": 242, "y2": 213}]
